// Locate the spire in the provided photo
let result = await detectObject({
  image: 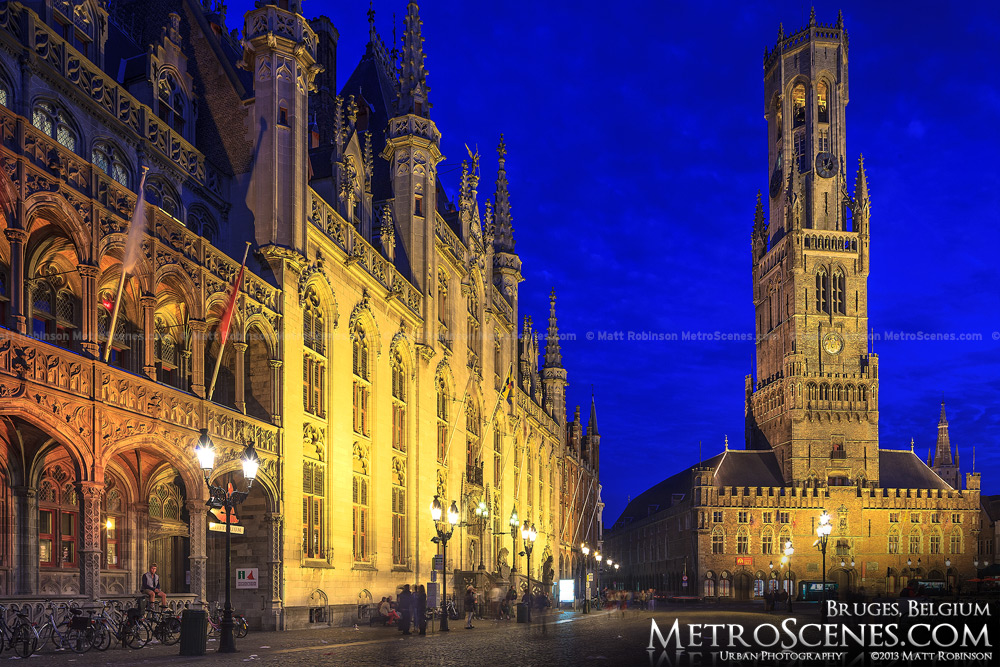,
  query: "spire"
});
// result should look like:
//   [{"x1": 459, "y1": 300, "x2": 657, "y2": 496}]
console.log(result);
[
  {"x1": 752, "y1": 190, "x2": 767, "y2": 252},
  {"x1": 587, "y1": 392, "x2": 599, "y2": 437},
  {"x1": 397, "y1": 1, "x2": 430, "y2": 117},
  {"x1": 935, "y1": 400, "x2": 953, "y2": 466},
  {"x1": 493, "y1": 134, "x2": 515, "y2": 254},
  {"x1": 725, "y1": 435, "x2": 729, "y2": 451},
  {"x1": 855, "y1": 154, "x2": 869, "y2": 203},
  {"x1": 544, "y1": 289, "x2": 563, "y2": 369},
  {"x1": 836, "y1": 9, "x2": 844, "y2": 28},
  {"x1": 809, "y1": 7, "x2": 816, "y2": 26}
]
